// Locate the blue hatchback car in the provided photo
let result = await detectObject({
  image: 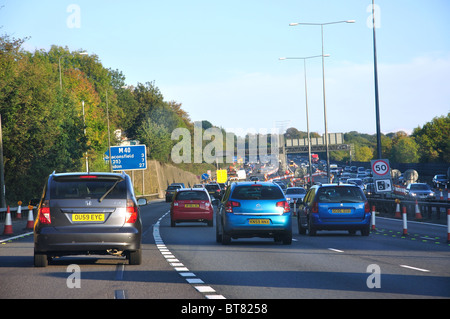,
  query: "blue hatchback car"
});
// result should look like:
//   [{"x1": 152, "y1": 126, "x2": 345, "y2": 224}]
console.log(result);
[
  {"x1": 216, "y1": 182, "x2": 292, "y2": 245},
  {"x1": 298, "y1": 184, "x2": 371, "y2": 236}
]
